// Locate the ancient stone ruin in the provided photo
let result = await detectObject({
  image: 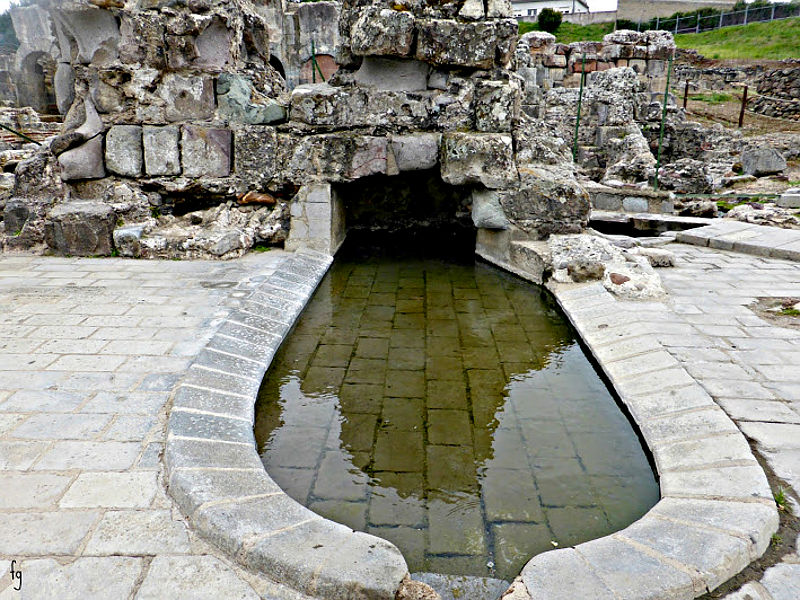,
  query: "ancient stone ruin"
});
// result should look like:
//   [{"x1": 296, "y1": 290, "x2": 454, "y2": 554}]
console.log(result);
[{"x1": 0, "y1": 0, "x2": 590, "y2": 270}]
